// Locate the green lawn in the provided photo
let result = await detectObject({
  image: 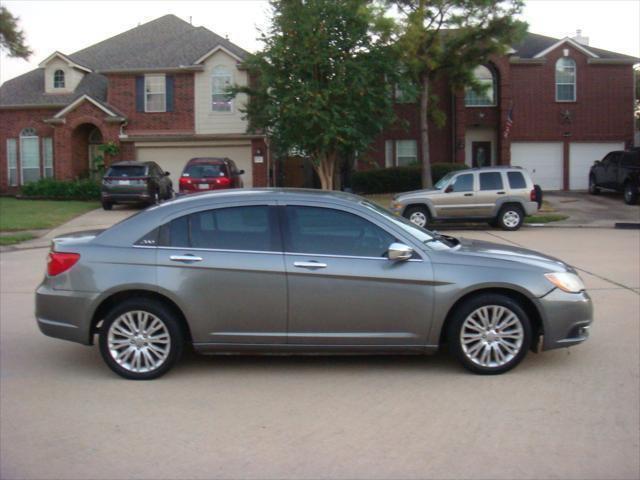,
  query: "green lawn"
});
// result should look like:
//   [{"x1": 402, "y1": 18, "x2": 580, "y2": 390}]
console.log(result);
[
  {"x1": 0, "y1": 198, "x2": 99, "y2": 232},
  {"x1": 0, "y1": 233, "x2": 37, "y2": 246}
]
